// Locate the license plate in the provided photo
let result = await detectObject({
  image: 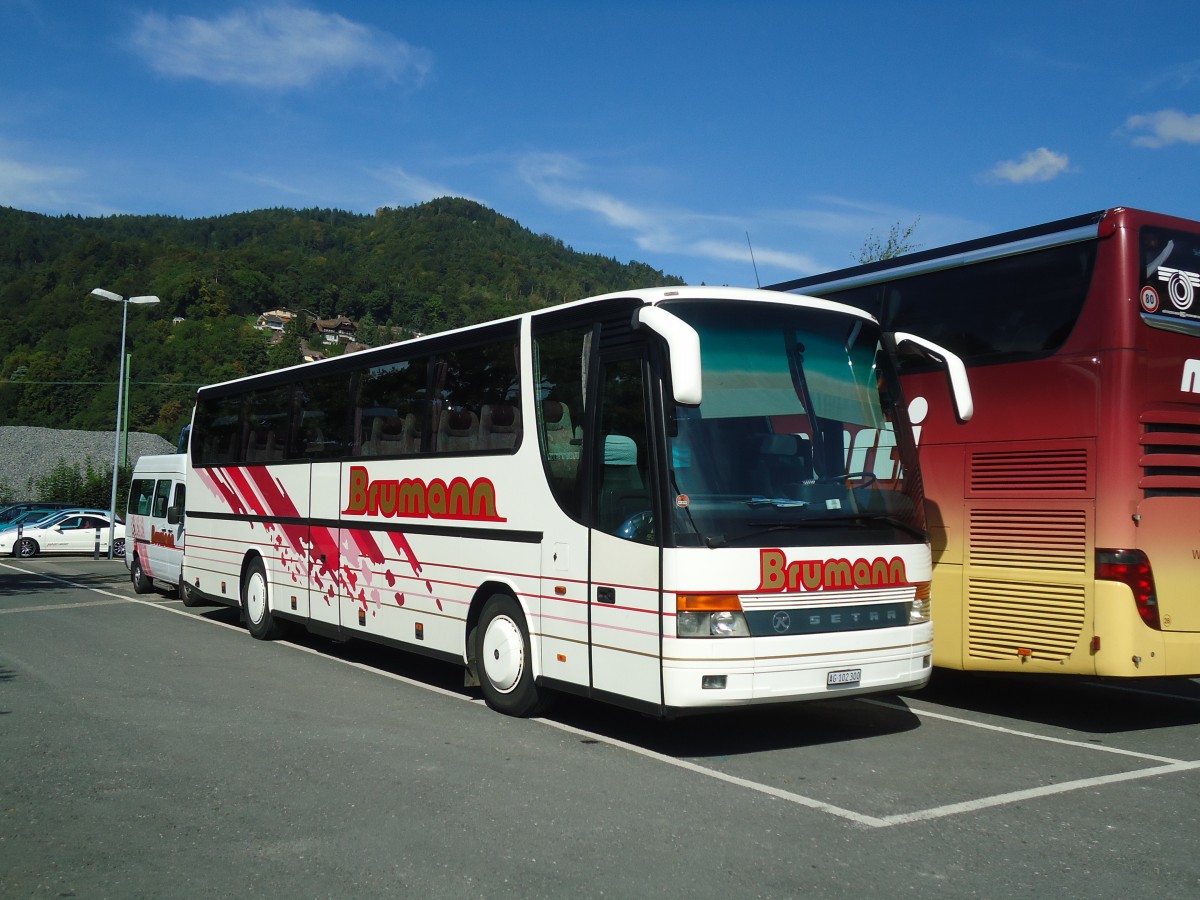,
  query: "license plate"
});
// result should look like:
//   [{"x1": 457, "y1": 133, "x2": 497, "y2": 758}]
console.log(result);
[{"x1": 827, "y1": 668, "x2": 862, "y2": 687}]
